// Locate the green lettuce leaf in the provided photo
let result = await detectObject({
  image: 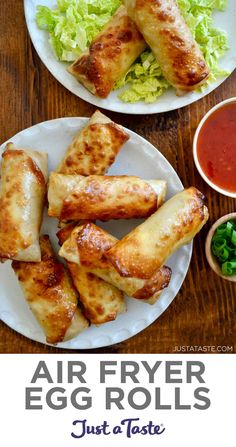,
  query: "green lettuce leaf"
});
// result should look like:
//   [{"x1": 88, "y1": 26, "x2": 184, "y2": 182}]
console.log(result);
[{"x1": 36, "y1": 0, "x2": 121, "y2": 61}]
